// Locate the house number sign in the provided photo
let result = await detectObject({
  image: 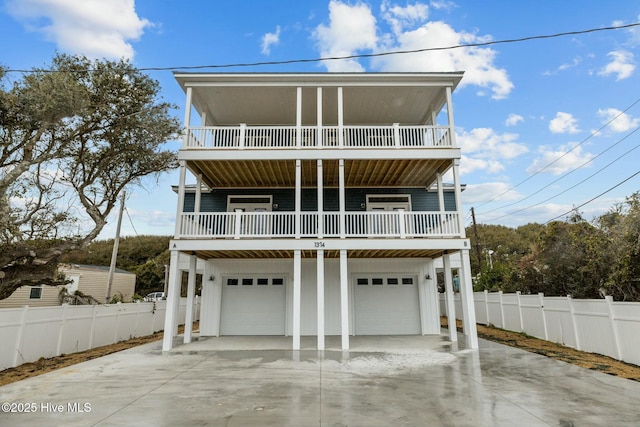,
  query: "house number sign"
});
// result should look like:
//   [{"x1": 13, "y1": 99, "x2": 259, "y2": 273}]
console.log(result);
[{"x1": 314, "y1": 241, "x2": 326, "y2": 248}]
